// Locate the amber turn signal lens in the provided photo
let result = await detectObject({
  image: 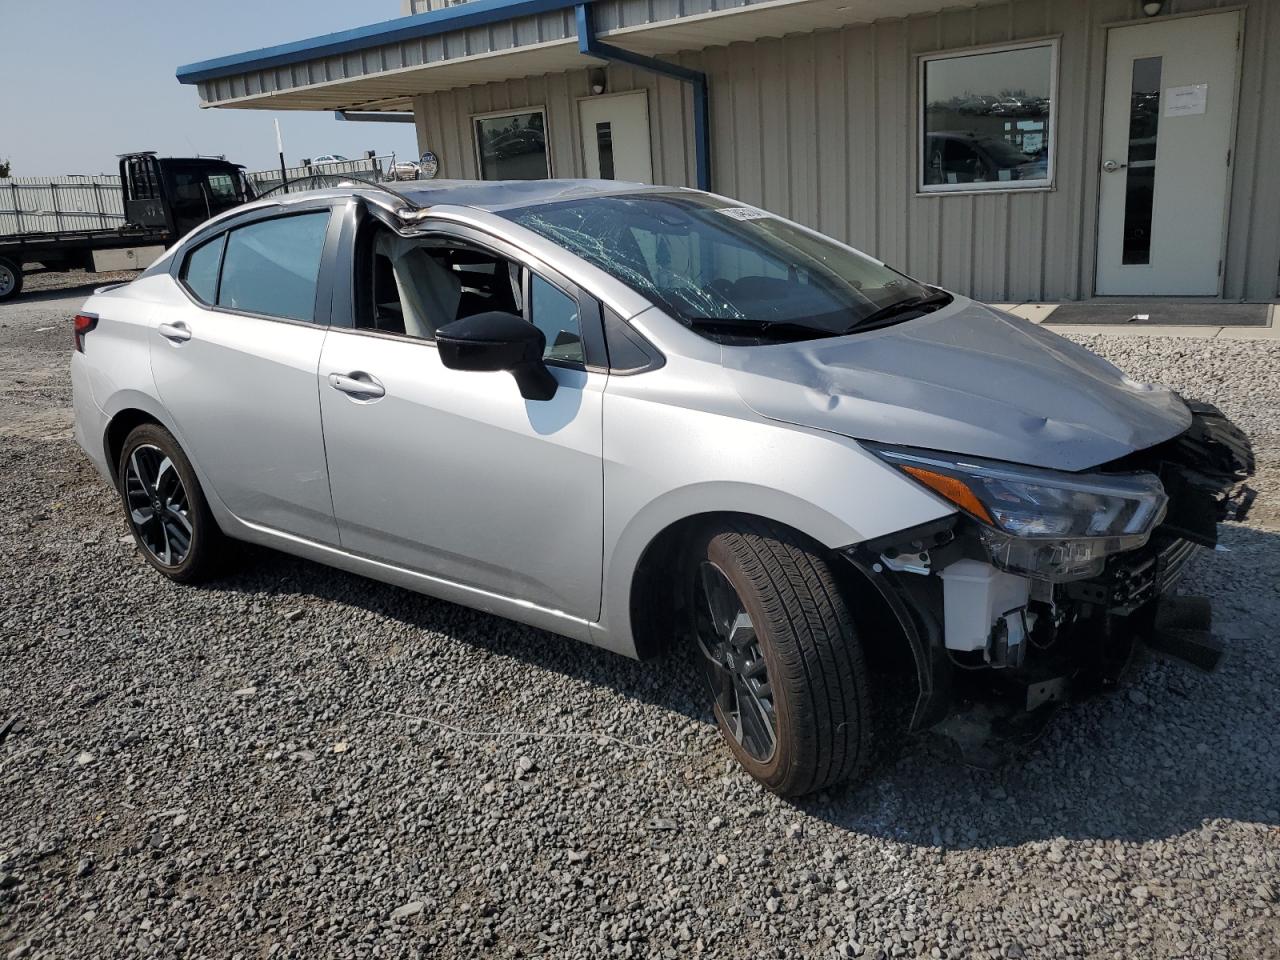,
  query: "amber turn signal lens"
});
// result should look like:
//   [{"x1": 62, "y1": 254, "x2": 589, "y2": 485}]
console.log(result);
[{"x1": 901, "y1": 465, "x2": 994, "y2": 524}]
